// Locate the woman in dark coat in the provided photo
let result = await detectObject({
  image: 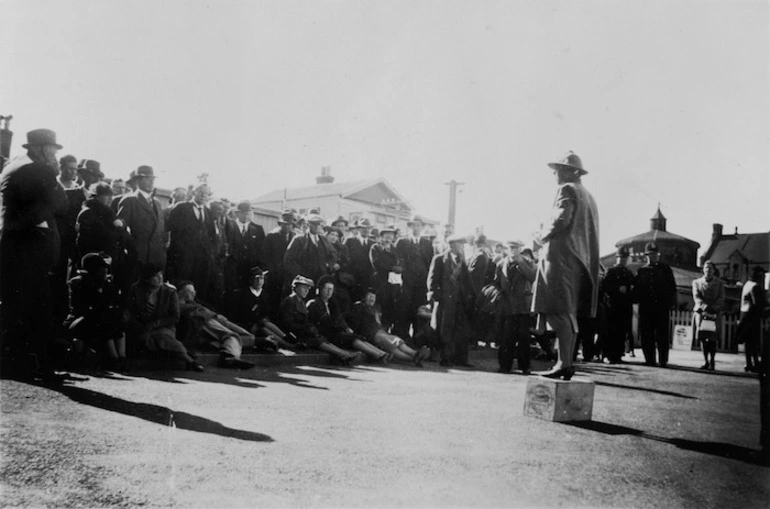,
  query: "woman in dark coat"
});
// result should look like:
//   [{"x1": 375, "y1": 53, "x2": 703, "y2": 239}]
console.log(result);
[
  {"x1": 307, "y1": 276, "x2": 388, "y2": 362},
  {"x1": 279, "y1": 275, "x2": 364, "y2": 366}
]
